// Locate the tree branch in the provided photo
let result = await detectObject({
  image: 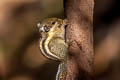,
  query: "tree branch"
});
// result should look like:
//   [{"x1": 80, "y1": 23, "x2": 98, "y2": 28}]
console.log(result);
[{"x1": 65, "y1": 0, "x2": 94, "y2": 80}]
